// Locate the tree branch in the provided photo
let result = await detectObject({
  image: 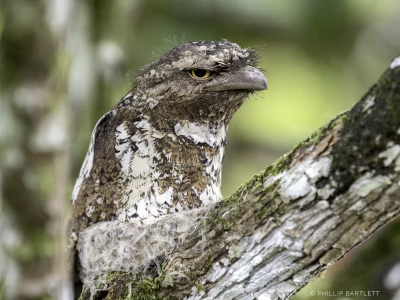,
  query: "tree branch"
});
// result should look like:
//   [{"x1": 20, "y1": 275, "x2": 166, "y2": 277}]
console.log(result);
[{"x1": 89, "y1": 56, "x2": 400, "y2": 300}]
